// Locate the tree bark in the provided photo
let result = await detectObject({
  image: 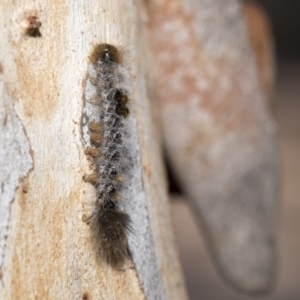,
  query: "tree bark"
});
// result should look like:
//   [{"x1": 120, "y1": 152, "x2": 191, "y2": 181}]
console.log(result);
[
  {"x1": 147, "y1": 0, "x2": 279, "y2": 294},
  {"x1": 0, "y1": 1, "x2": 187, "y2": 299}
]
